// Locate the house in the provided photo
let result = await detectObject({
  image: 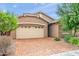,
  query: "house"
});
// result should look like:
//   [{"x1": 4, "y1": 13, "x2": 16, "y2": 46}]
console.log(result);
[{"x1": 11, "y1": 12, "x2": 60, "y2": 39}]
